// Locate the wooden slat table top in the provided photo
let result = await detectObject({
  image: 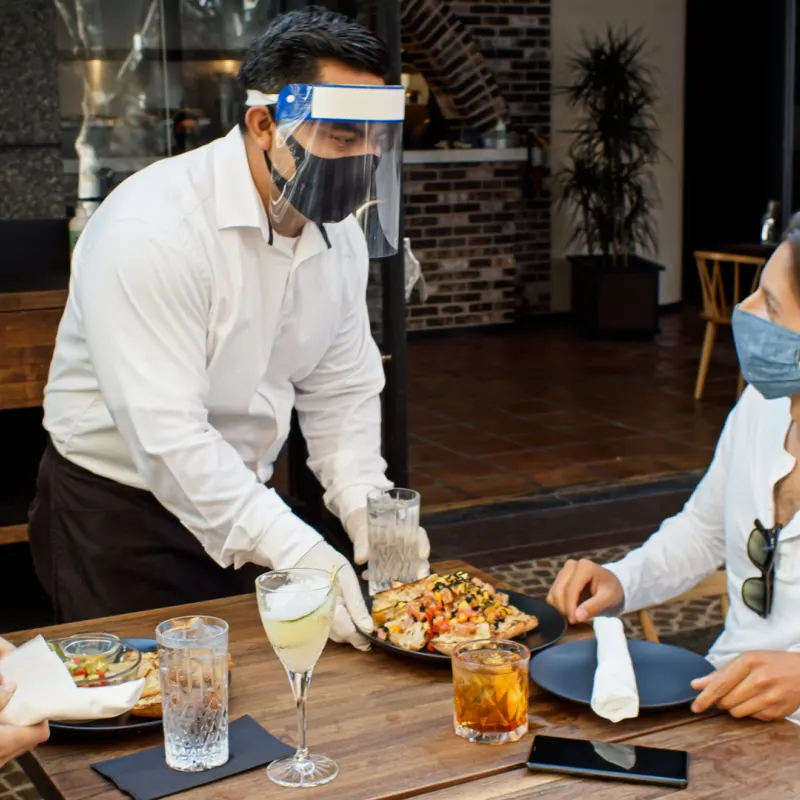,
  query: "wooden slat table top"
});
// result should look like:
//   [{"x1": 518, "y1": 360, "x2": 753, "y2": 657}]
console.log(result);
[
  {"x1": 9, "y1": 560, "x2": 703, "y2": 800},
  {"x1": 0, "y1": 289, "x2": 67, "y2": 411},
  {"x1": 0, "y1": 524, "x2": 28, "y2": 546},
  {"x1": 0, "y1": 289, "x2": 67, "y2": 313},
  {"x1": 423, "y1": 716, "x2": 800, "y2": 798}
]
